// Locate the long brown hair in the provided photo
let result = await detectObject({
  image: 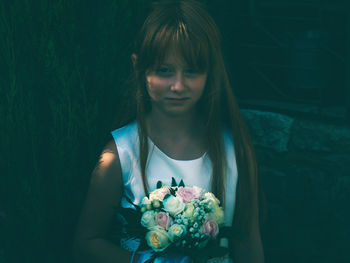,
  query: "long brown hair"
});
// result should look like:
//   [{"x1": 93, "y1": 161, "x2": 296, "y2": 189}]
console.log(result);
[{"x1": 129, "y1": 0, "x2": 263, "y2": 242}]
